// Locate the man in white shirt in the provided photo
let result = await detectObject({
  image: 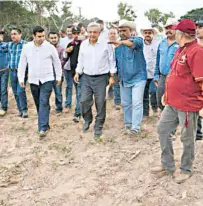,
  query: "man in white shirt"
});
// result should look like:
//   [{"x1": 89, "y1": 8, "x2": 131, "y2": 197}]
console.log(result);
[
  {"x1": 108, "y1": 27, "x2": 121, "y2": 110},
  {"x1": 74, "y1": 22, "x2": 116, "y2": 141},
  {"x1": 18, "y1": 26, "x2": 62, "y2": 138},
  {"x1": 141, "y1": 26, "x2": 159, "y2": 117},
  {"x1": 96, "y1": 19, "x2": 109, "y2": 43},
  {"x1": 59, "y1": 25, "x2": 73, "y2": 49}
]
